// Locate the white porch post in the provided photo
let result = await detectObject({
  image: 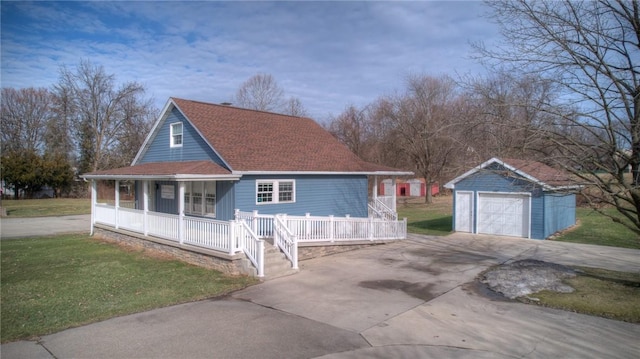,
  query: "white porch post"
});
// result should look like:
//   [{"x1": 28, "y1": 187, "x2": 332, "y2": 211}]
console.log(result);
[
  {"x1": 143, "y1": 181, "x2": 149, "y2": 236},
  {"x1": 114, "y1": 180, "x2": 120, "y2": 229},
  {"x1": 90, "y1": 180, "x2": 97, "y2": 235},
  {"x1": 391, "y1": 176, "x2": 397, "y2": 212},
  {"x1": 178, "y1": 182, "x2": 185, "y2": 244},
  {"x1": 373, "y1": 175, "x2": 378, "y2": 201}
]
